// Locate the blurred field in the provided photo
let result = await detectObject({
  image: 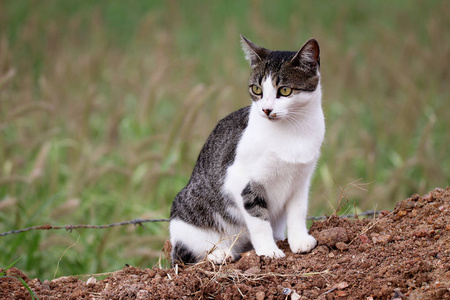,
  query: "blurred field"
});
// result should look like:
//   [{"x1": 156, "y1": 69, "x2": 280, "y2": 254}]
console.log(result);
[{"x1": 0, "y1": 0, "x2": 449, "y2": 280}]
